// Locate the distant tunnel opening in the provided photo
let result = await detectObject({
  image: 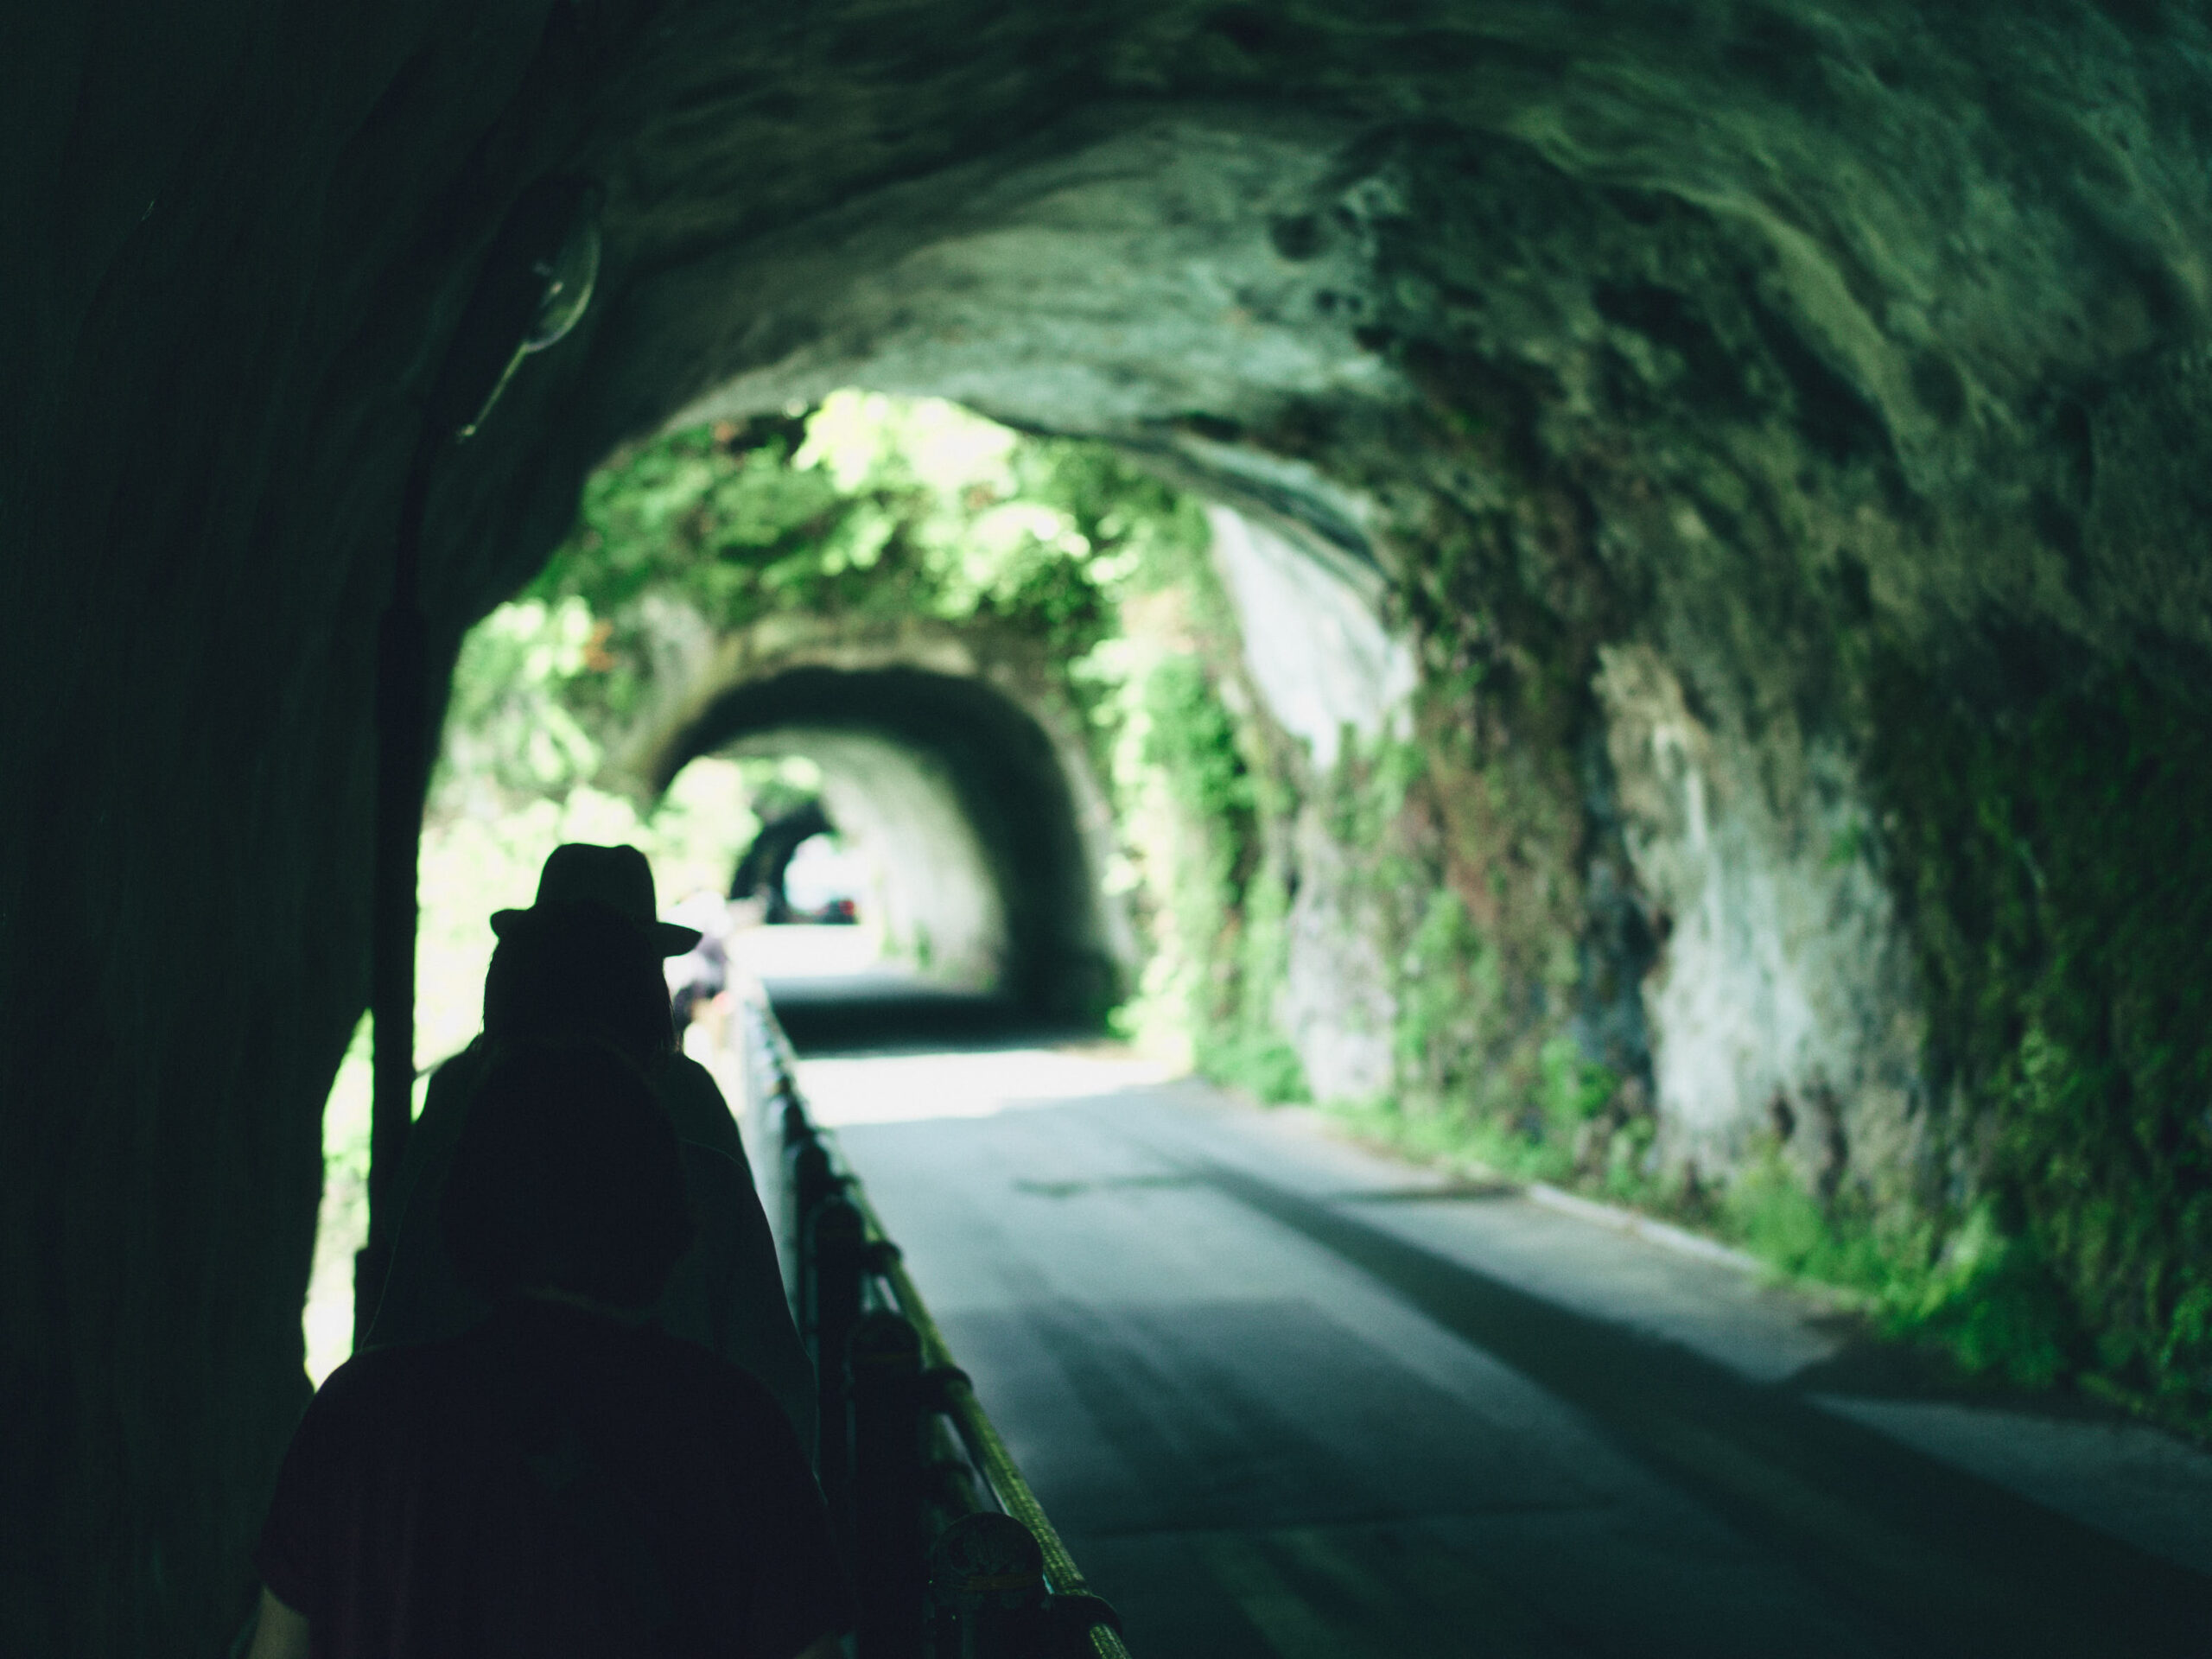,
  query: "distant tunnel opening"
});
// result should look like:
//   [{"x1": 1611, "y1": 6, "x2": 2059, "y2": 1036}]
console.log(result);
[
  {"x1": 728, "y1": 796, "x2": 836, "y2": 921},
  {"x1": 665, "y1": 664, "x2": 1116, "y2": 1019}
]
